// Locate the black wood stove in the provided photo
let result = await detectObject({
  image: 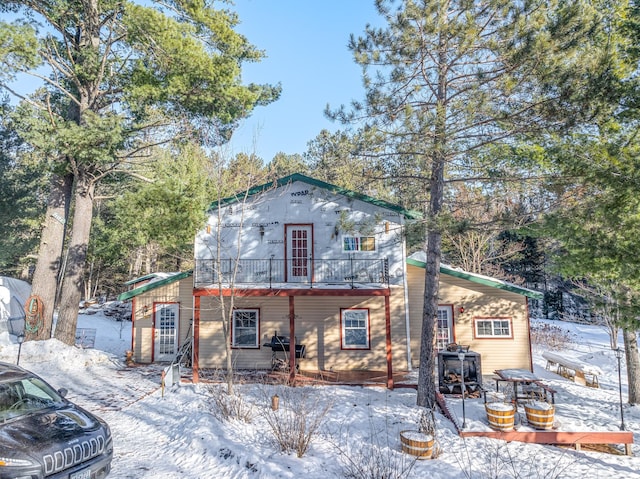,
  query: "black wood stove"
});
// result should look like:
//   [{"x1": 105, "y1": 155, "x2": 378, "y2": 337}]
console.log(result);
[{"x1": 438, "y1": 349, "x2": 482, "y2": 395}]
